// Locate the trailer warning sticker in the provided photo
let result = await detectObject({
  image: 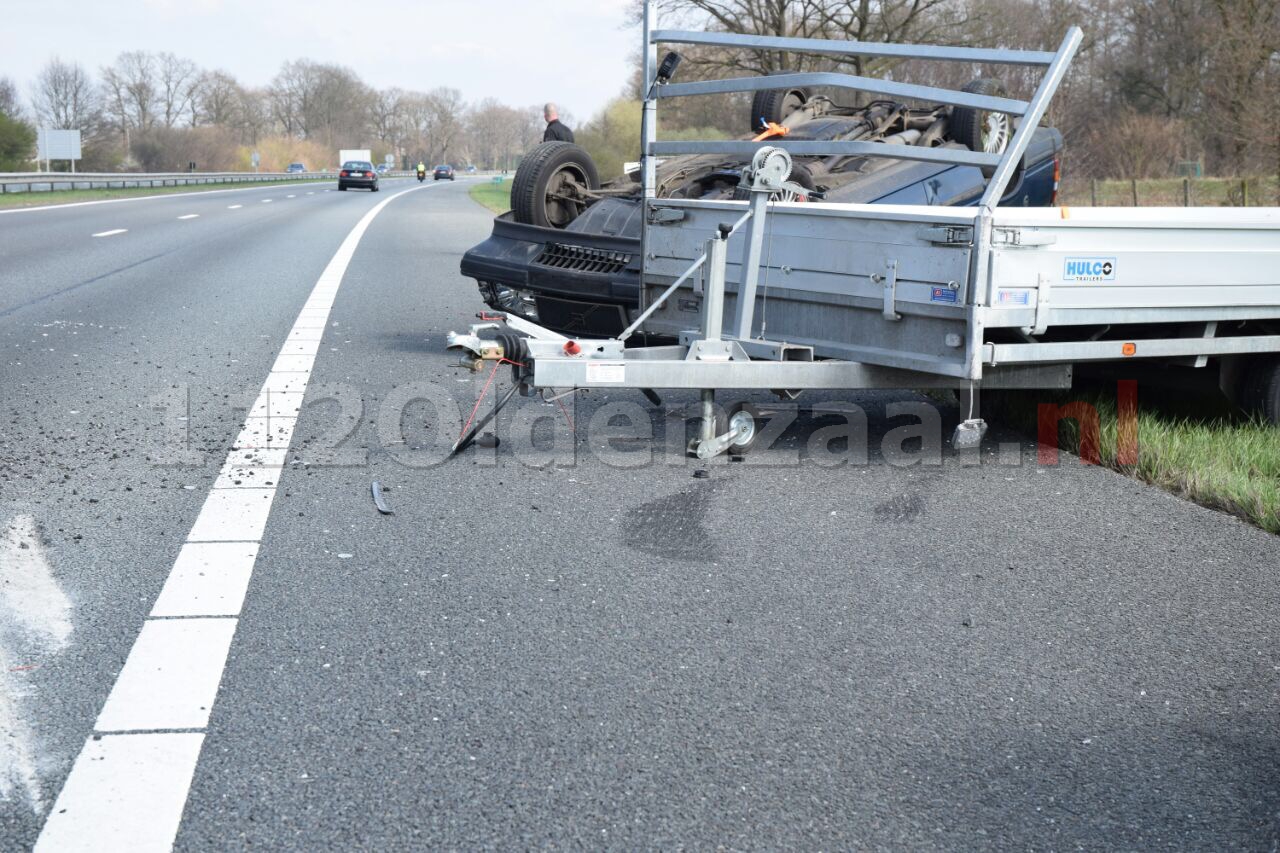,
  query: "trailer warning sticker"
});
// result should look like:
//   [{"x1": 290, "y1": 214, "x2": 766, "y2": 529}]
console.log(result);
[
  {"x1": 1064, "y1": 257, "x2": 1116, "y2": 282},
  {"x1": 997, "y1": 290, "x2": 1031, "y2": 306},
  {"x1": 930, "y1": 287, "x2": 958, "y2": 304},
  {"x1": 585, "y1": 361, "x2": 626, "y2": 383}
]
